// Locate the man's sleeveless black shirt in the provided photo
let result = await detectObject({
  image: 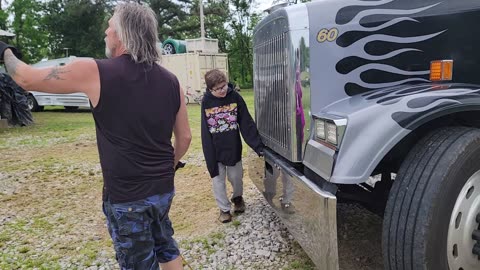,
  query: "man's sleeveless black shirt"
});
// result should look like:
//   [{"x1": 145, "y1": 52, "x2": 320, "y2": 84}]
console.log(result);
[{"x1": 93, "y1": 55, "x2": 180, "y2": 203}]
